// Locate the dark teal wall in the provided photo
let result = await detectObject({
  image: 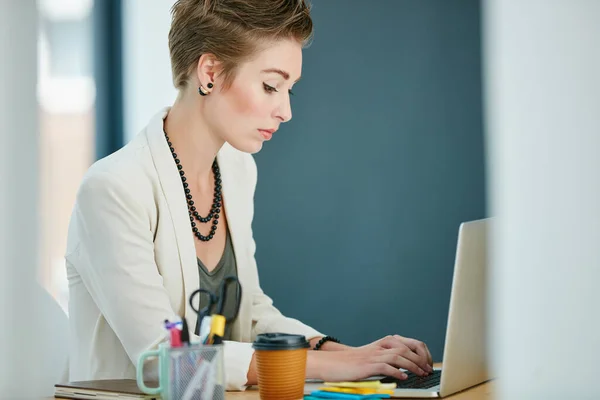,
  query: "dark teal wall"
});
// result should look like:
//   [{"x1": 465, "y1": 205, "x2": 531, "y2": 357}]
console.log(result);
[{"x1": 253, "y1": 0, "x2": 485, "y2": 360}]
